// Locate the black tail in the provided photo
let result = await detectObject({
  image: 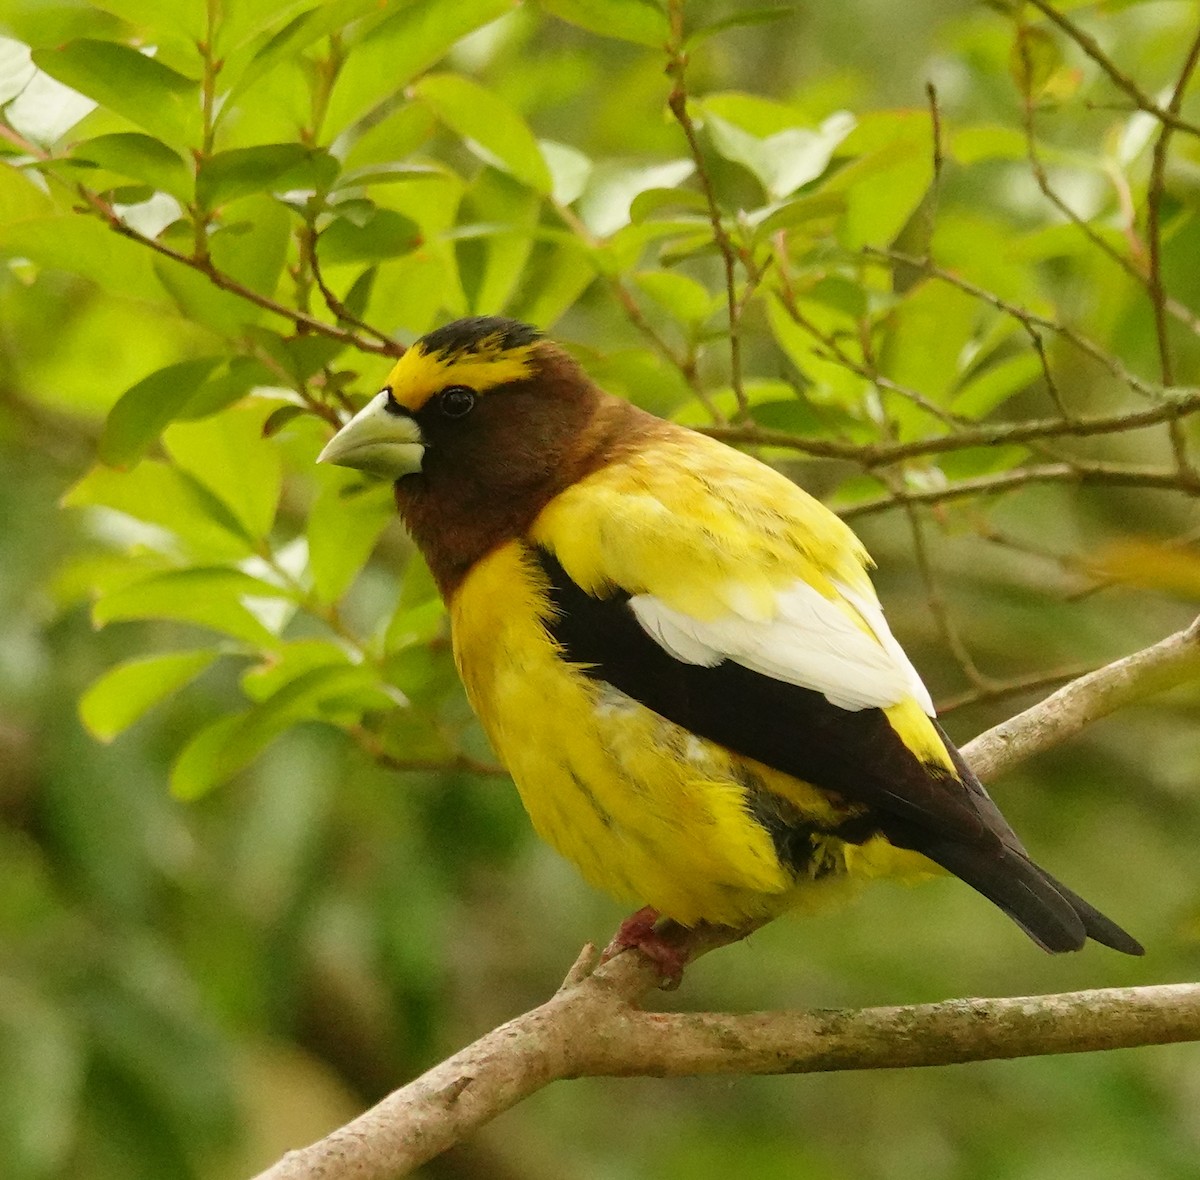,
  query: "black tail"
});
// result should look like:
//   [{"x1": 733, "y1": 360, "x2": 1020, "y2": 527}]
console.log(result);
[{"x1": 921, "y1": 837, "x2": 1144, "y2": 956}]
